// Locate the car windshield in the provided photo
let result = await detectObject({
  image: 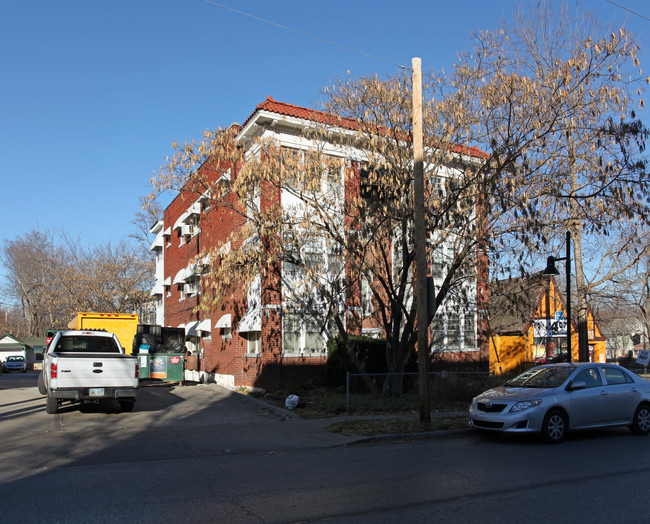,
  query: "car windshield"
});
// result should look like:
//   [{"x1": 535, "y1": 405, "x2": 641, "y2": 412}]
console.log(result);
[
  {"x1": 506, "y1": 366, "x2": 574, "y2": 388},
  {"x1": 7, "y1": 356, "x2": 24, "y2": 361}
]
